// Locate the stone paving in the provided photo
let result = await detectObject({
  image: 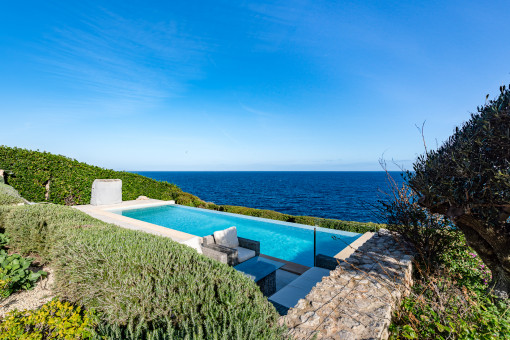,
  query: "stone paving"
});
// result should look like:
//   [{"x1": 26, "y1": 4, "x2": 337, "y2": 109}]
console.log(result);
[{"x1": 281, "y1": 229, "x2": 413, "y2": 340}]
